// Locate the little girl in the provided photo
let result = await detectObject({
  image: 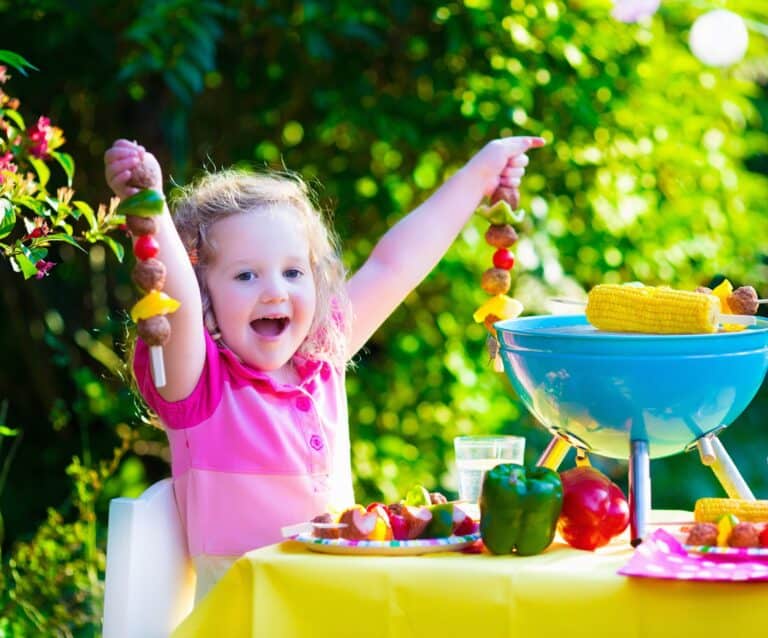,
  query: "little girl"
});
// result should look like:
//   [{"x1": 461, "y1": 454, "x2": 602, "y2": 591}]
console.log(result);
[{"x1": 104, "y1": 135, "x2": 544, "y2": 599}]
